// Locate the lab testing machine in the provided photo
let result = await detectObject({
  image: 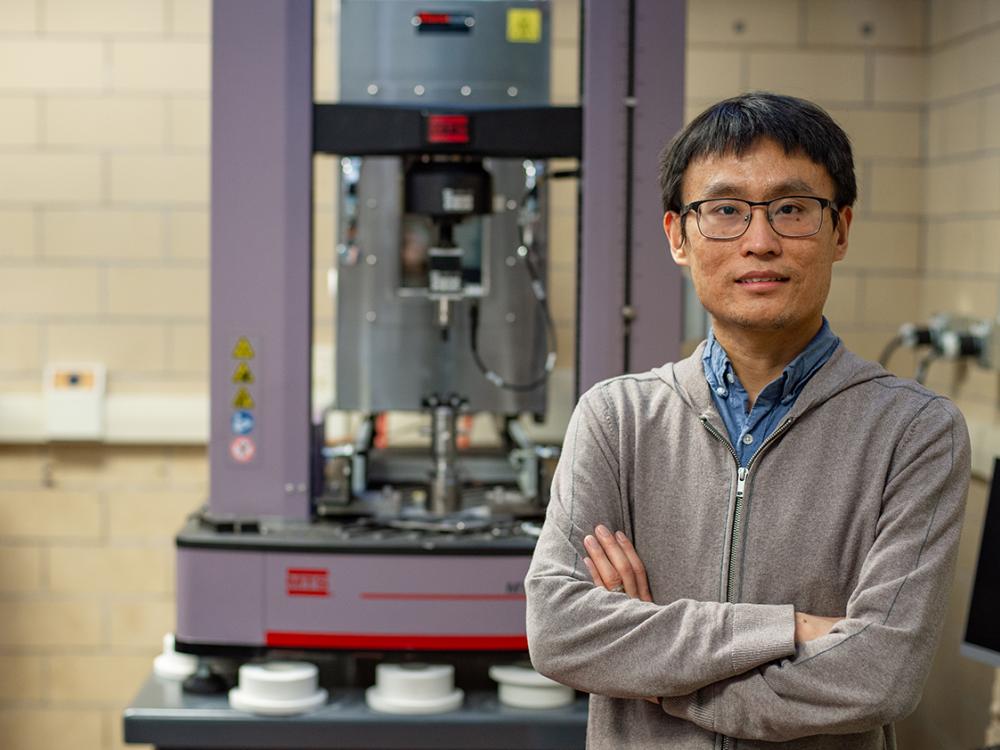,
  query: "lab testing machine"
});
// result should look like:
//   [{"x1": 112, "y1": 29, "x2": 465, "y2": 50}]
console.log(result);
[{"x1": 169, "y1": 0, "x2": 686, "y2": 693}]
